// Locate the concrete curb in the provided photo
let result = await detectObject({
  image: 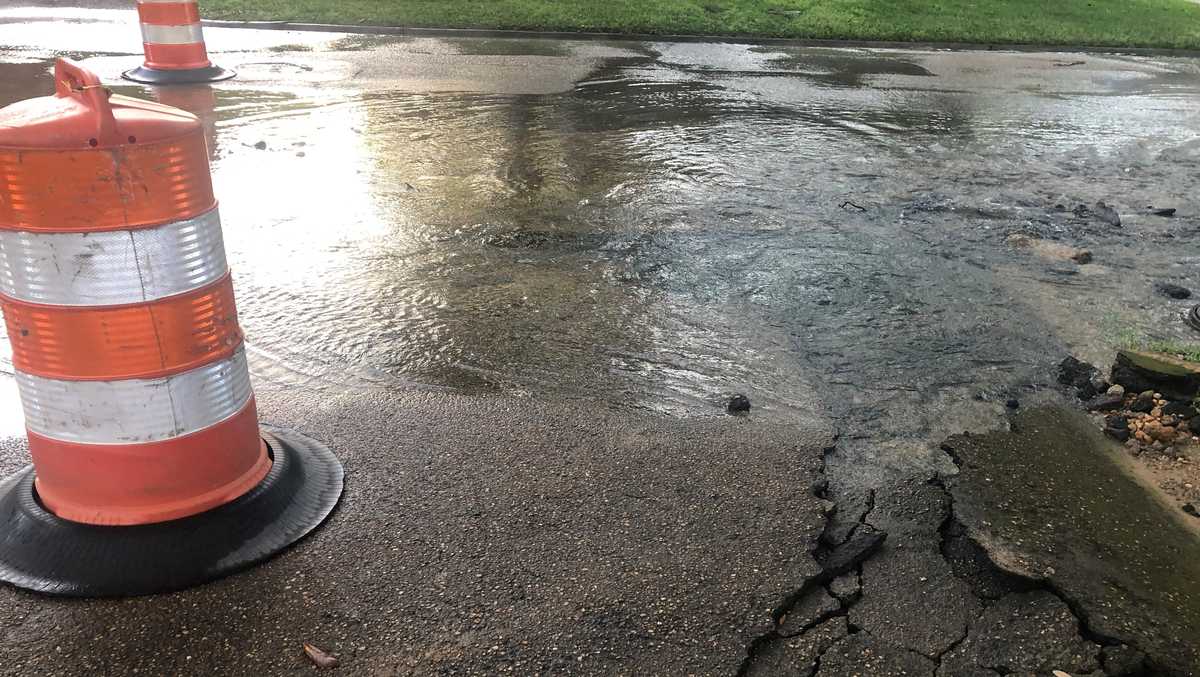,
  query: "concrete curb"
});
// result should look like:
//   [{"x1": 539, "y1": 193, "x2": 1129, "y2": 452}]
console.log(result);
[{"x1": 200, "y1": 19, "x2": 1200, "y2": 58}]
